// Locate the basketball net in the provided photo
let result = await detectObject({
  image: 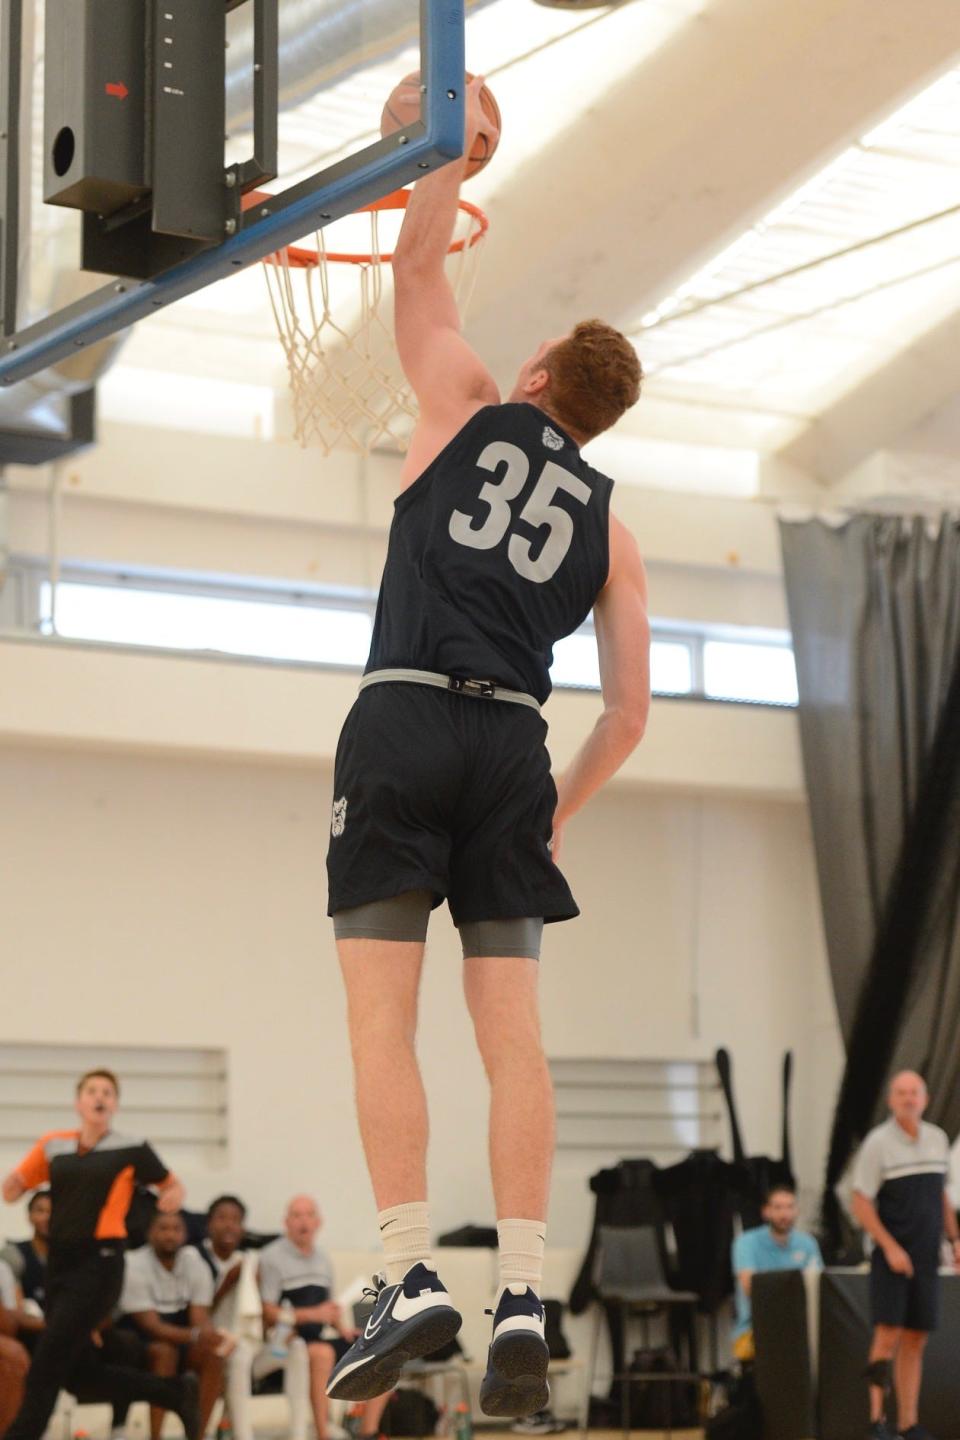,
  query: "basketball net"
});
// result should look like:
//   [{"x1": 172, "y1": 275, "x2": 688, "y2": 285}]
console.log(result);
[{"x1": 257, "y1": 189, "x2": 488, "y2": 456}]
